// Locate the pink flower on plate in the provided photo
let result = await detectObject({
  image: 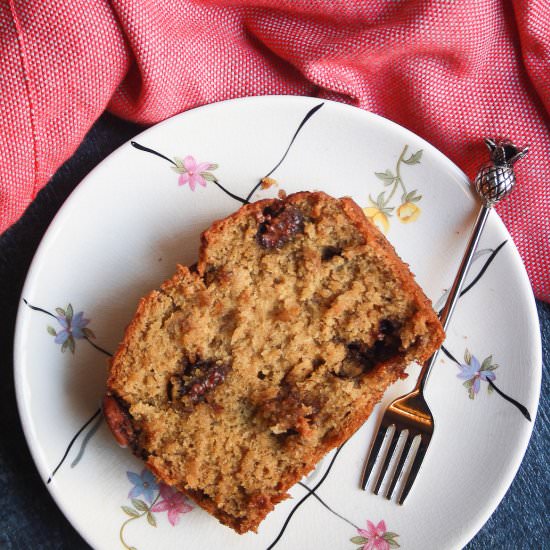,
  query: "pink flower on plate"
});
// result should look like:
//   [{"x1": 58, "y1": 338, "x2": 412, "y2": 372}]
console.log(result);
[
  {"x1": 175, "y1": 155, "x2": 217, "y2": 191},
  {"x1": 351, "y1": 519, "x2": 400, "y2": 549},
  {"x1": 151, "y1": 484, "x2": 193, "y2": 526}
]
